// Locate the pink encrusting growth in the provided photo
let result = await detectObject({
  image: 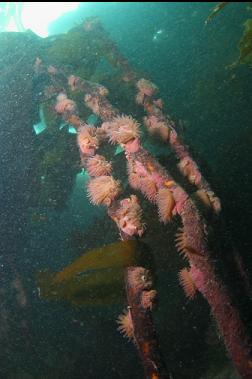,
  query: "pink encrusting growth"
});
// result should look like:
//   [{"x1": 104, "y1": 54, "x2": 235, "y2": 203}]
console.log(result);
[
  {"x1": 179, "y1": 199, "x2": 252, "y2": 378},
  {"x1": 190, "y1": 262, "x2": 252, "y2": 378},
  {"x1": 87, "y1": 175, "x2": 122, "y2": 206}
]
